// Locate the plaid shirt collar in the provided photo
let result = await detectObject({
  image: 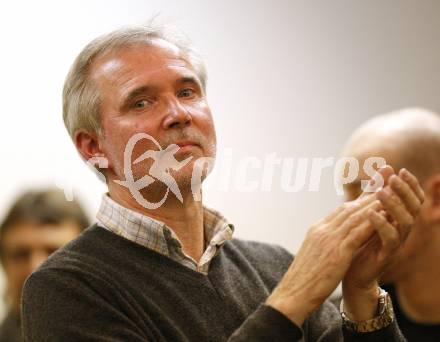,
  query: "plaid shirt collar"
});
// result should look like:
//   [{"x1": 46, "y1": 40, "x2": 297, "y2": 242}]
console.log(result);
[{"x1": 96, "y1": 194, "x2": 234, "y2": 274}]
